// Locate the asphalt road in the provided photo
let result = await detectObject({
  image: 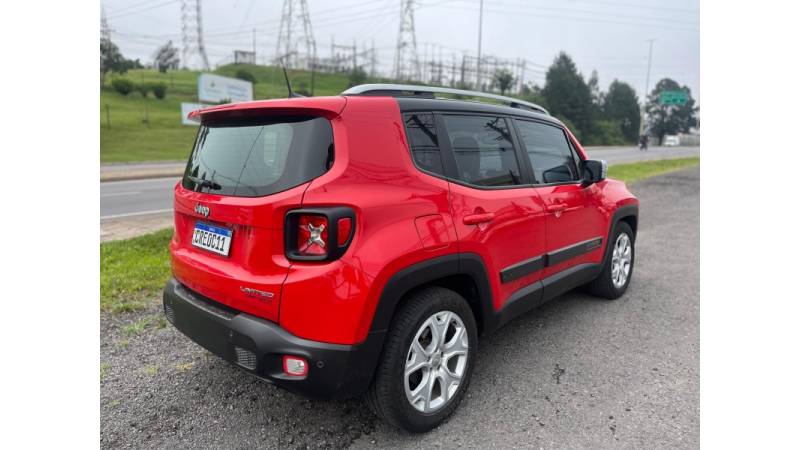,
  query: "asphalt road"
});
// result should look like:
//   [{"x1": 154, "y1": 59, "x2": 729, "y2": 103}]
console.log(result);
[
  {"x1": 100, "y1": 166, "x2": 699, "y2": 449},
  {"x1": 99, "y1": 146, "x2": 699, "y2": 220}
]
